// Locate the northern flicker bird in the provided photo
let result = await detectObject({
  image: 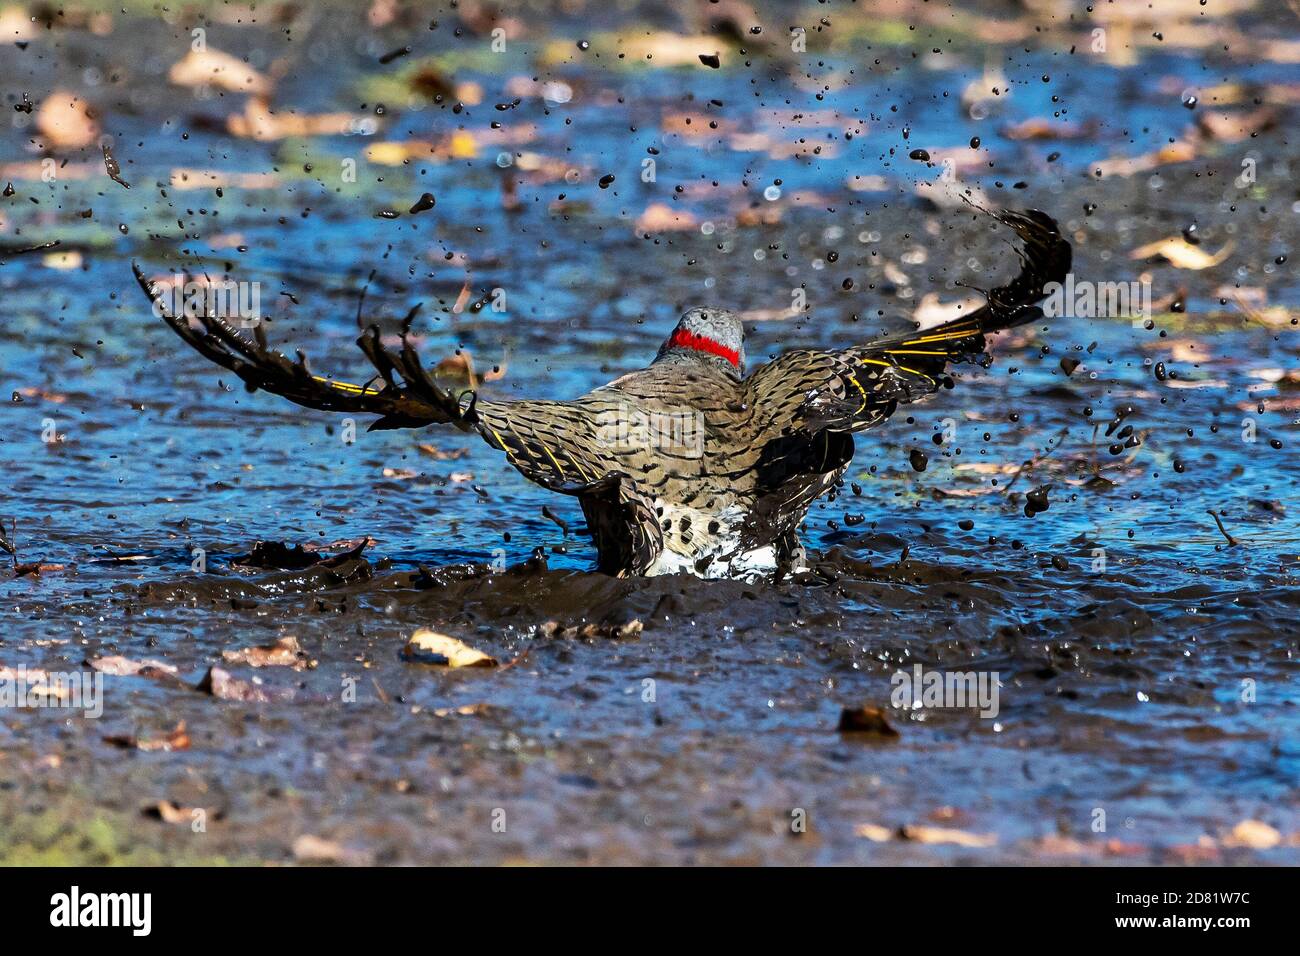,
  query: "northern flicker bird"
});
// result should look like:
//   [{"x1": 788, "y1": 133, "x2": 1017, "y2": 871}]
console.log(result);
[{"x1": 134, "y1": 208, "x2": 1070, "y2": 579}]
